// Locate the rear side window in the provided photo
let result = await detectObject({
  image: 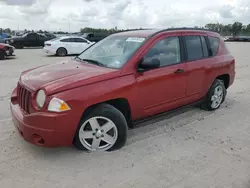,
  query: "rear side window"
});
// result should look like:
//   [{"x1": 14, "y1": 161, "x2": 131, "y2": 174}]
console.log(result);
[
  {"x1": 73, "y1": 38, "x2": 88, "y2": 43},
  {"x1": 184, "y1": 36, "x2": 203, "y2": 61},
  {"x1": 221, "y1": 39, "x2": 230, "y2": 53},
  {"x1": 208, "y1": 36, "x2": 220, "y2": 56}
]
